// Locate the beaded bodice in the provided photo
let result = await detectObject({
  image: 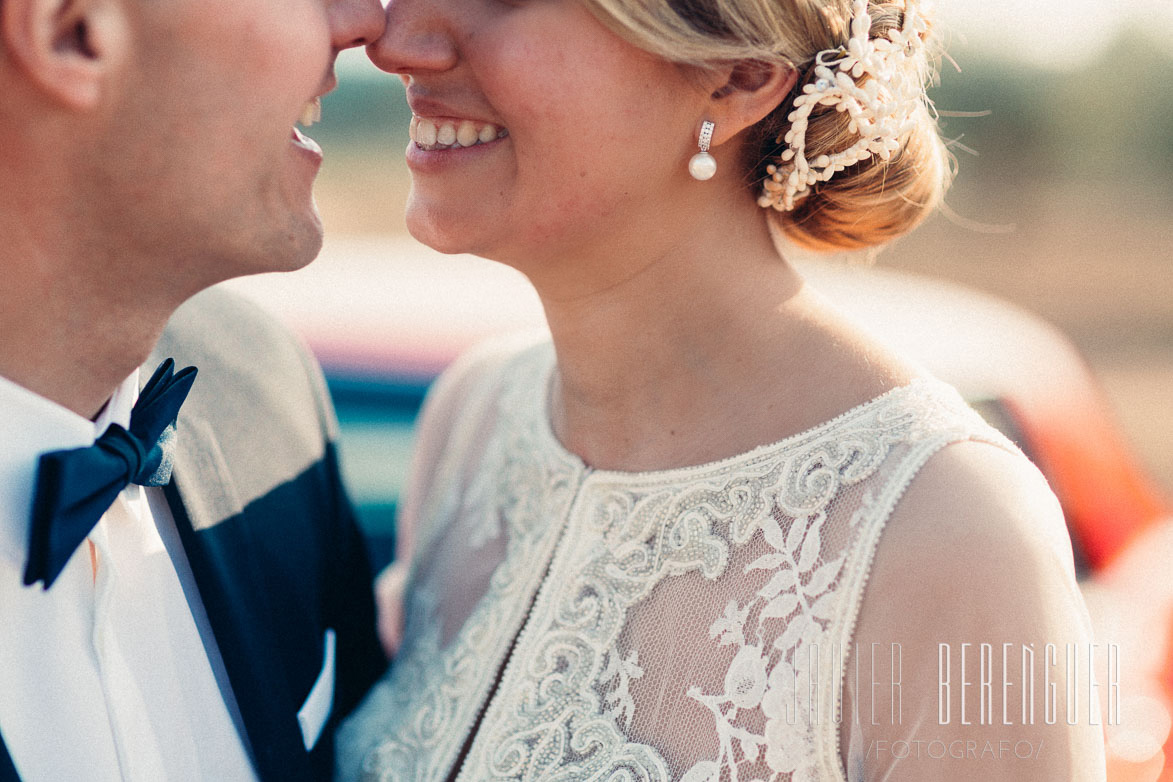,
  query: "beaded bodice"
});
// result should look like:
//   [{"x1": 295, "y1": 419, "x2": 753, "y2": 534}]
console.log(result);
[{"x1": 336, "y1": 338, "x2": 1019, "y2": 782}]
